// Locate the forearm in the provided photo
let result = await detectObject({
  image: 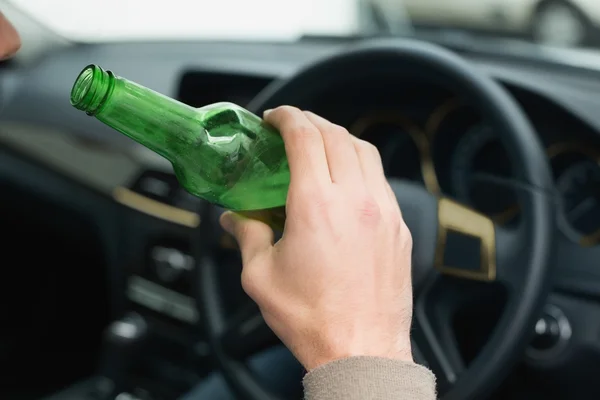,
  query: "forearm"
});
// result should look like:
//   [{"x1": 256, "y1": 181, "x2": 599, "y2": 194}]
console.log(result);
[{"x1": 303, "y1": 357, "x2": 436, "y2": 400}]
